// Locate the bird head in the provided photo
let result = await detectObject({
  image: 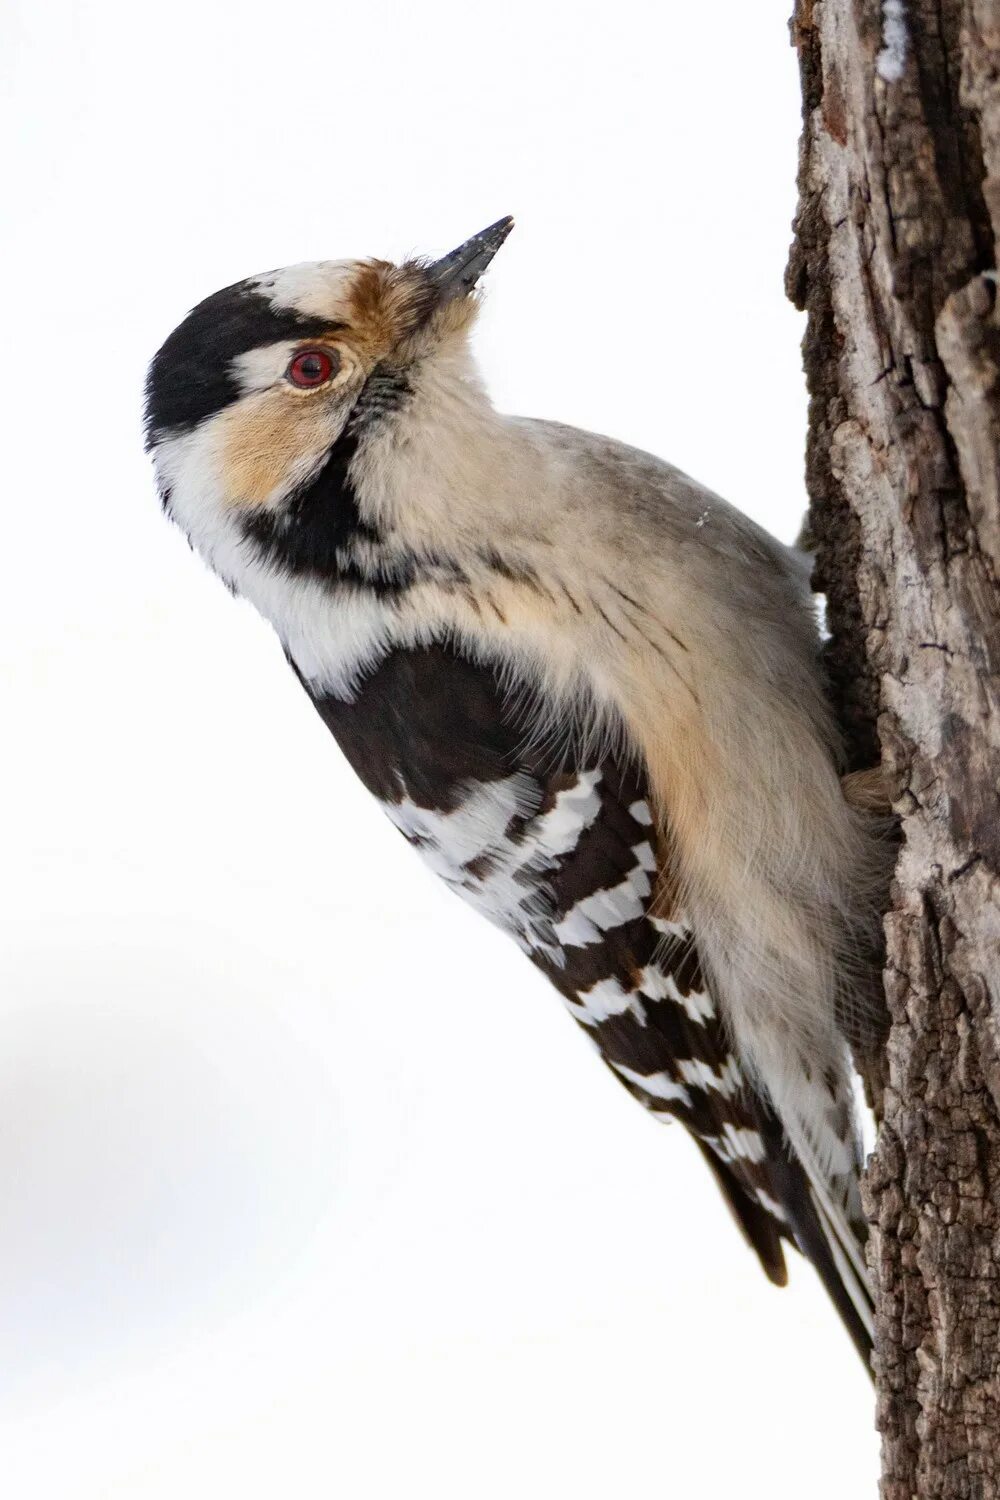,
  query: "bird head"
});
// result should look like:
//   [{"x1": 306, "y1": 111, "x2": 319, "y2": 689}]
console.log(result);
[{"x1": 144, "y1": 218, "x2": 514, "y2": 578}]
